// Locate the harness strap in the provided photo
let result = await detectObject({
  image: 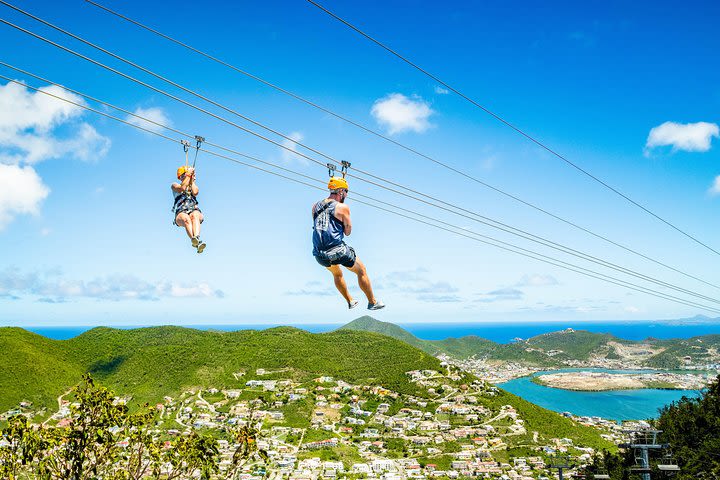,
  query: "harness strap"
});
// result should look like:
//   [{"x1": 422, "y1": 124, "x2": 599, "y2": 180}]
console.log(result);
[{"x1": 313, "y1": 200, "x2": 334, "y2": 220}]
